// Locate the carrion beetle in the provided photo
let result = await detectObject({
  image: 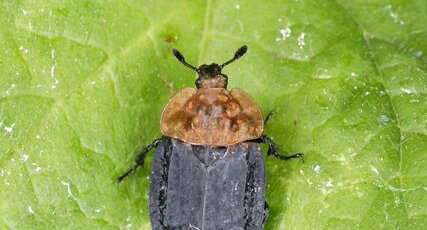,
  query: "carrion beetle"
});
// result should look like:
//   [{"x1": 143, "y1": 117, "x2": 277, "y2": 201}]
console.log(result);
[{"x1": 118, "y1": 45, "x2": 303, "y2": 229}]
